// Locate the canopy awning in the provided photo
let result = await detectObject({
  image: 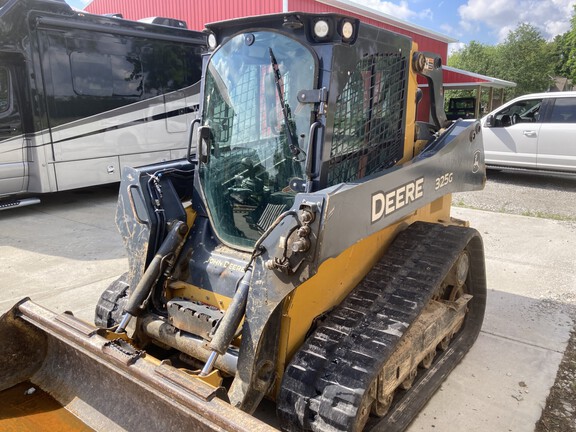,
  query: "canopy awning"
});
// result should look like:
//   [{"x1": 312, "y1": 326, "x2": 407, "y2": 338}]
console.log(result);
[{"x1": 442, "y1": 66, "x2": 516, "y2": 89}]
